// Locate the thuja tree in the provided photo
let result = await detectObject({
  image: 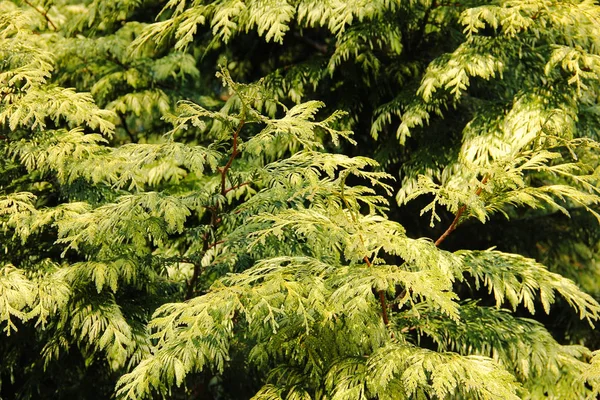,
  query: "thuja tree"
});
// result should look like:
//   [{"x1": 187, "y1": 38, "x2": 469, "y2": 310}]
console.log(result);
[
  {"x1": 126, "y1": 0, "x2": 600, "y2": 363},
  {"x1": 2, "y1": 1, "x2": 600, "y2": 400},
  {"x1": 94, "y1": 0, "x2": 600, "y2": 349}
]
